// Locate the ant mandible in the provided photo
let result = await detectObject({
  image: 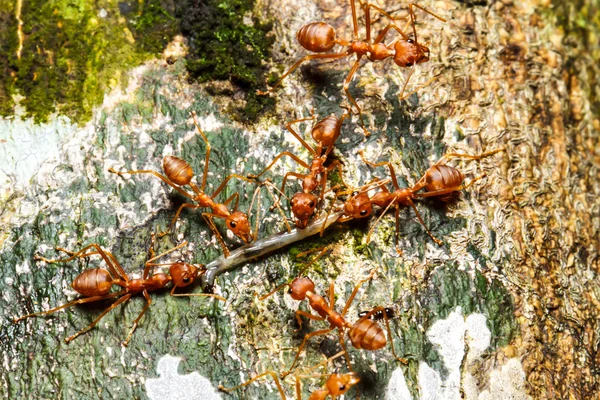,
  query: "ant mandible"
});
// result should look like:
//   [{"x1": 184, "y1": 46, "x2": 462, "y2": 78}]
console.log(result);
[
  {"x1": 14, "y1": 236, "x2": 224, "y2": 345},
  {"x1": 359, "y1": 148, "x2": 505, "y2": 252},
  {"x1": 249, "y1": 111, "x2": 349, "y2": 229},
  {"x1": 258, "y1": 249, "x2": 406, "y2": 375},
  {"x1": 218, "y1": 350, "x2": 359, "y2": 400},
  {"x1": 109, "y1": 112, "x2": 263, "y2": 257},
  {"x1": 258, "y1": 2, "x2": 445, "y2": 131}
]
